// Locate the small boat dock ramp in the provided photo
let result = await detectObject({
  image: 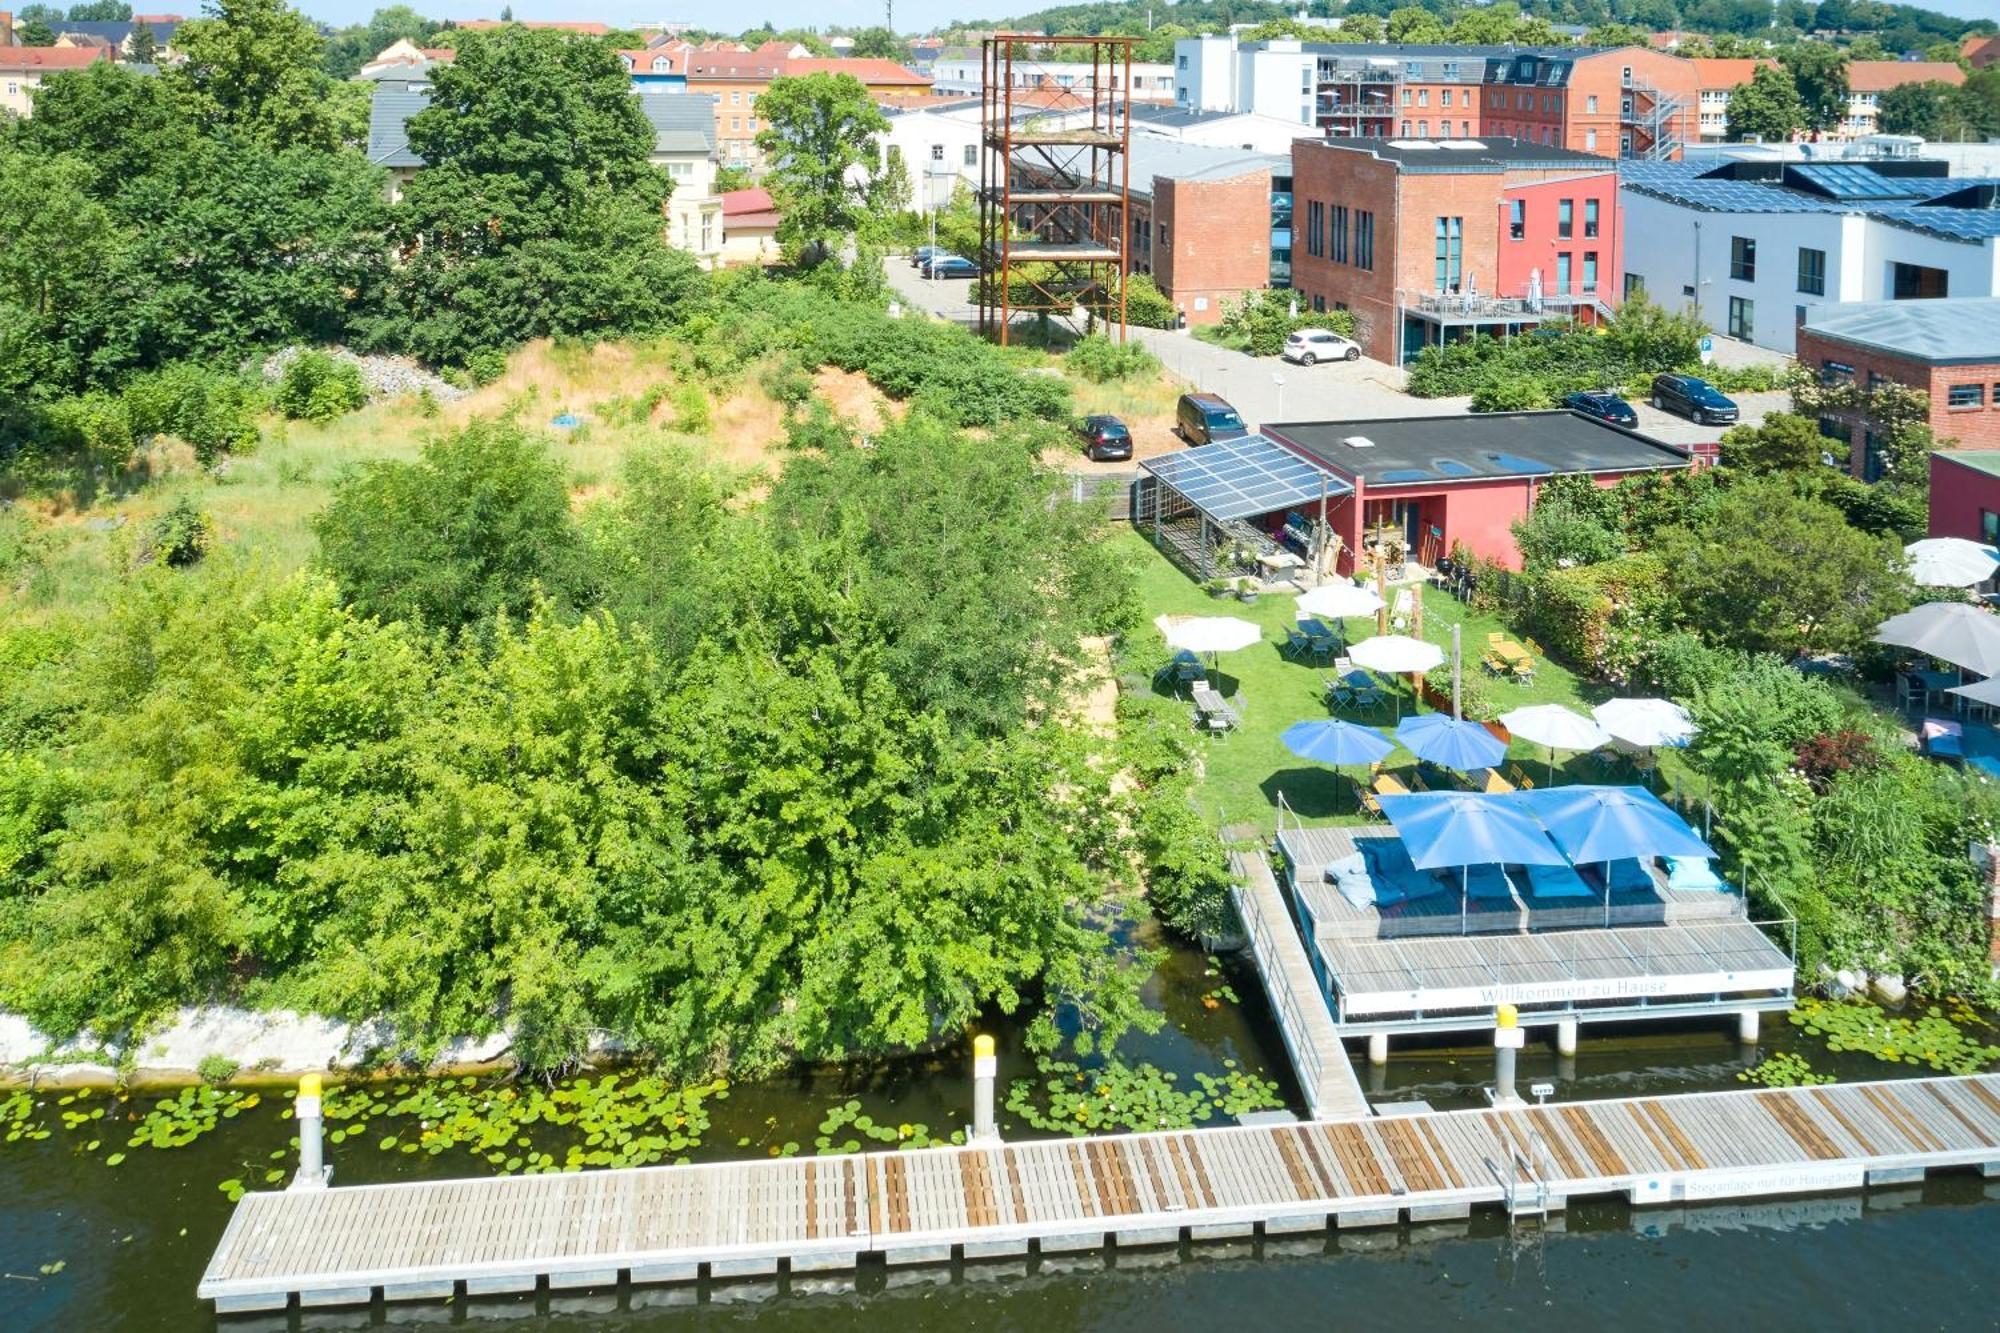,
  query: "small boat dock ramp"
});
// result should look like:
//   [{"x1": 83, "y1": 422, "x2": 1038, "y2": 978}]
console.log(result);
[{"x1": 1273, "y1": 787, "x2": 1797, "y2": 1063}]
